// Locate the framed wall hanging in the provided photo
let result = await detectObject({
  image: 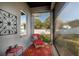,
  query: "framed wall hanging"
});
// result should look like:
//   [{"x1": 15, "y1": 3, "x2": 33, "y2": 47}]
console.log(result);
[{"x1": 0, "y1": 9, "x2": 17, "y2": 36}]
